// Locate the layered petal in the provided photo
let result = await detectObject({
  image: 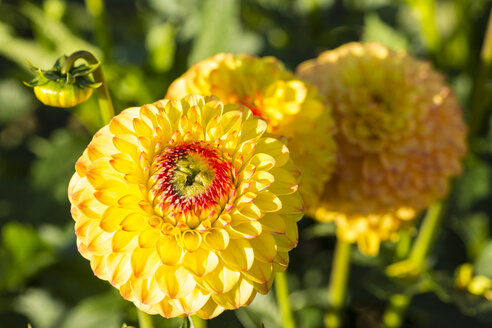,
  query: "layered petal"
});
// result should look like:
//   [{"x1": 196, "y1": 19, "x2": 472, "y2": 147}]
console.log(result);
[{"x1": 68, "y1": 95, "x2": 302, "y2": 318}]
